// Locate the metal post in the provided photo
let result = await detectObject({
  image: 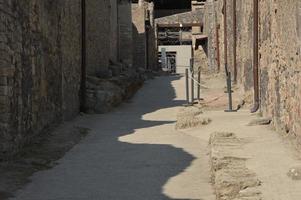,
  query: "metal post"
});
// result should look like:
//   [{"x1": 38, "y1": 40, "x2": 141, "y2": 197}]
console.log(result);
[
  {"x1": 185, "y1": 68, "x2": 190, "y2": 104},
  {"x1": 197, "y1": 68, "x2": 201, "y2": 100},
  {"x1": 190, "y1": 59, "x2": 194, "y2": 104},
  {"x1": 179, "y1": 29, "x2": 182, "y2": 45},
  {"x1": 216, "y1": 24, "x2": 221, "y2": 72},
  {"x1": 225, "y1": 72, "x2": 237, "y2": 112}
]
